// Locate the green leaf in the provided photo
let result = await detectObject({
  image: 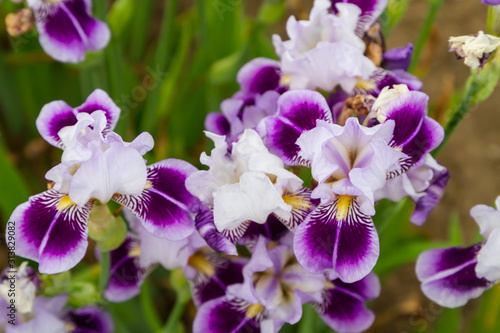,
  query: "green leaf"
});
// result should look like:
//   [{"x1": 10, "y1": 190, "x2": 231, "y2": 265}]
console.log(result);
[
  {"x1": 447, "y1": 212, "x2": 464, "y2": 246},
  {"x1": 380, "y1": 0, "x2": 411, "y2": 34},
  {"x1": 208, "y1": 50, "x2": 245, "y2": 84},
  {"x1": 107, "y1": 0, "x2": 135, "y2": 39},
  {"x1": 0, "y1": 144, "x2": 30, "y2": 223},
  {"x1": 433, "y1": 308, "x2": 462, "y2": 333}
]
